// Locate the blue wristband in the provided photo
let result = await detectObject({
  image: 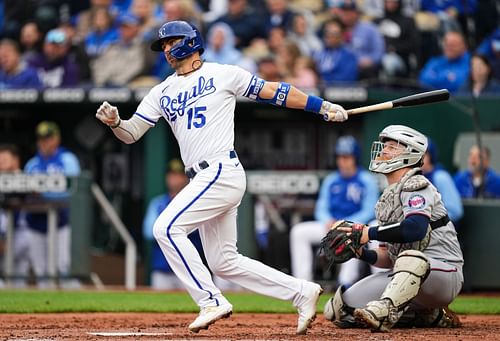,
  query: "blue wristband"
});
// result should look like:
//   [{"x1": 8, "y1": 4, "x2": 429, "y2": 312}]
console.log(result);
[{"x1": 305, "y1": 95, "x2": 323, "y2": 114}]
